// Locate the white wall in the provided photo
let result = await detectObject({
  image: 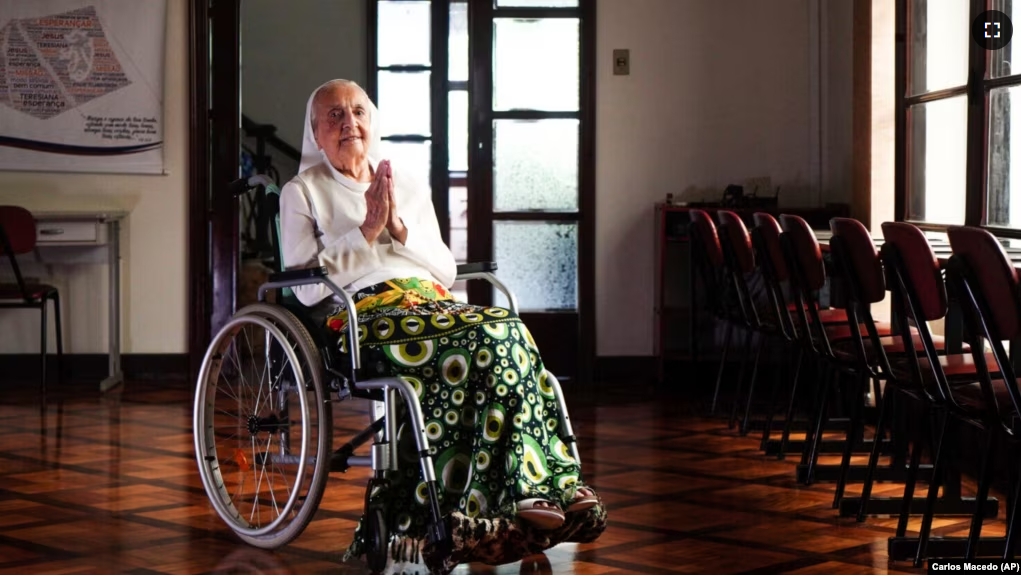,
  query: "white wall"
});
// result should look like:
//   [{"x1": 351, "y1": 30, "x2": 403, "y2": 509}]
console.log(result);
[
  {"x1": 0, "y1": 0, "x2": 188, "y2": 354},
  {"x1": 595, "y1": 0, "x2": 854, "y2": 356},
  {"x1": 242, "y1": 0, "x2": 367, "y2": 152},
  {"x1": 823, "y1": 0, "x2": 854, "y2": 210}
]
